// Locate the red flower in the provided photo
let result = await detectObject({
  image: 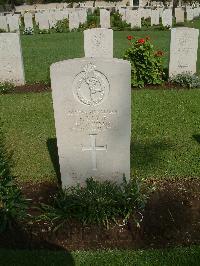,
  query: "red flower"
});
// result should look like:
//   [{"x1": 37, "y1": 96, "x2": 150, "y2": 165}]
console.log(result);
[
  {"x1": 127, "y1": 35, "x2": 133, "y2": 40},
  {"x1": 138, "y1": 38, "x2": 145, "y2": 44}
]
